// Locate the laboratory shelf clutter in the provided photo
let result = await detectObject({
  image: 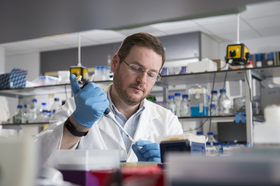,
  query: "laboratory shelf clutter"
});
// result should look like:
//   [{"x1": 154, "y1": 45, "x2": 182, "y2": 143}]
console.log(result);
[
  {"x1": 0, "y1": 65, "x2": 279, "y2": 97},
  {"x1": 0, "y1": 65, "x2": 279, "y2": 141}
]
